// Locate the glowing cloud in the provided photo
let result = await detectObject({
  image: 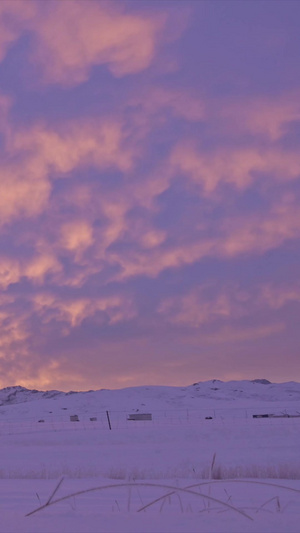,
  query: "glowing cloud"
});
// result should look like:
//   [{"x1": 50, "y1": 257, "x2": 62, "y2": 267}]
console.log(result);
[
  {"x1": 261, "y1": 284, "x2": 300, "y2": 309},
  {"x1": 0, "y1": 1, "x2": 36, "y2": 62},
  {"x1": 30, "y1": 2, "x2": 166, "y2": 85},
  {"x1": 60, "y1": 220, "x2": 94, "y2": 255},
  {"x1": 0, "y1": 1, "x2": 299, "y2": 388},
  {"x1": 25, "y1": 253, "x2": 62, "y2": 284},
  {"x1": 222, "y1": 93, "x2": 300, "y2": 141},
  {"x1": 0, "y1": 1, "x2": 166, "y2": 85},
  {"x1": 158, "y1": 285, "x2": 244, "y2": 327},
  {"x1": 33, "y1": 293, "x2": 136, "y2": 328},
  {"x1": 0, "y1": 257, "x2": 21, "y2": 289},
  {"x1": 0, "y1": 310, "x2": 28, "y2": 354},
  {"x1": 12, "y1": 119, "x2": 135, "y2": 174},
  {"x1": 170, "y1": 144, "x2": 300, "y2": 194},
  {"x1": 0, "y1": 165, "x2": 50, "y2": 226}
]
